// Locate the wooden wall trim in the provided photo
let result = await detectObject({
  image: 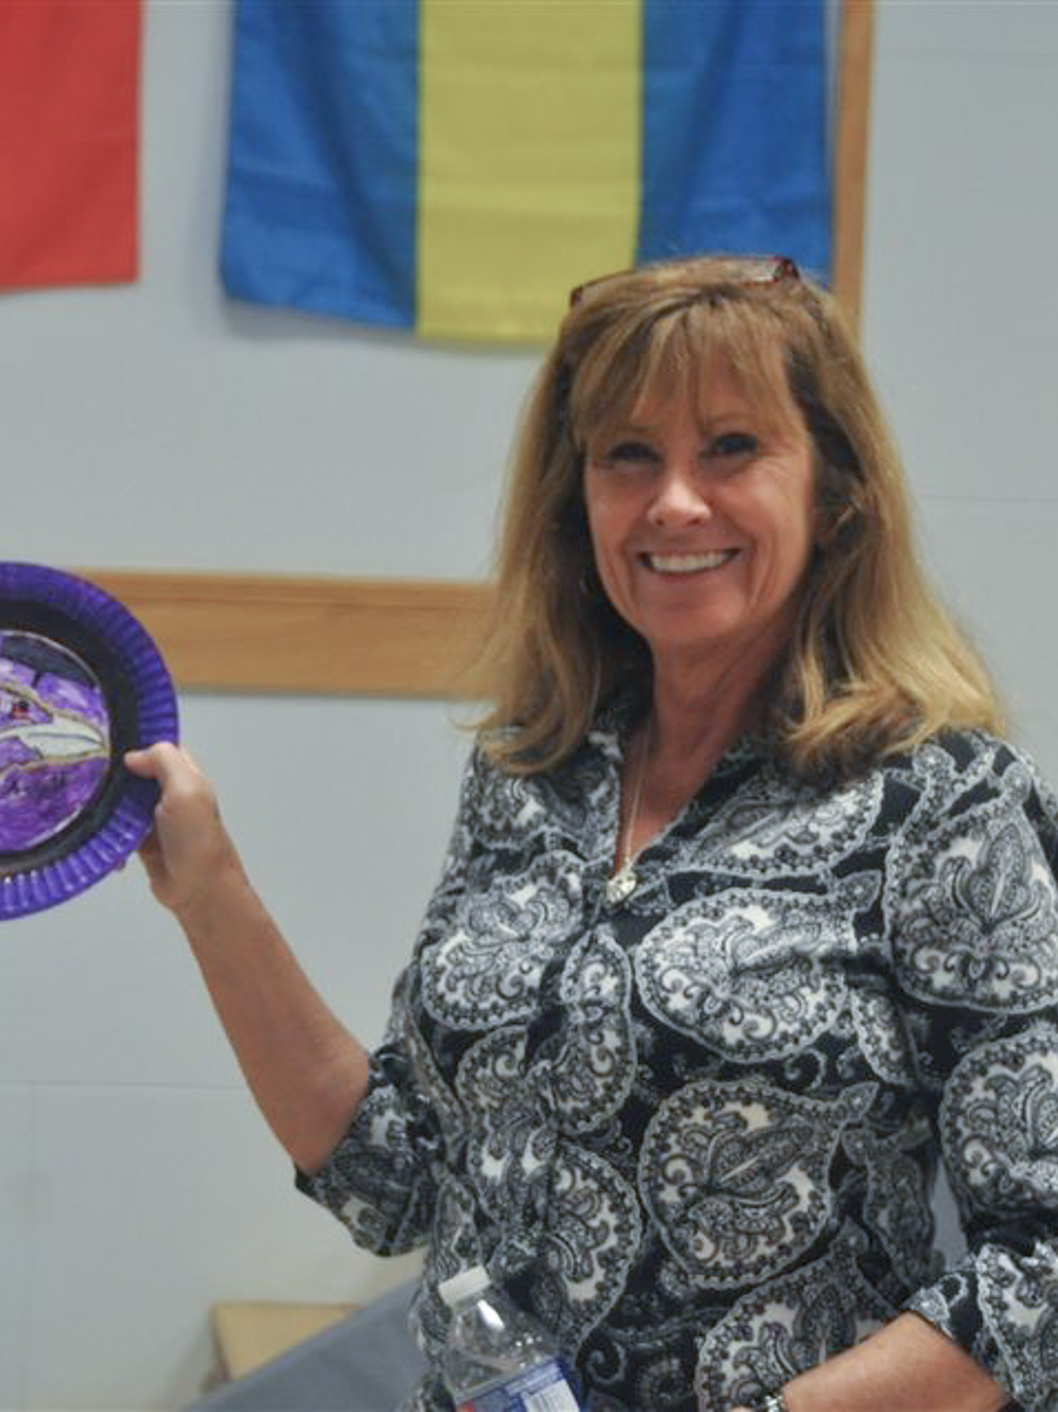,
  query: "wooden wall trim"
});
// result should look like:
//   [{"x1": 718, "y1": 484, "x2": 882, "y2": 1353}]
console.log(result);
[
  {"x1": 833, "y1": 0, "x2": 874, "y2": 326},
  {"x1": 83, "y1": 571, "x2": 491, "y2": 700}
]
